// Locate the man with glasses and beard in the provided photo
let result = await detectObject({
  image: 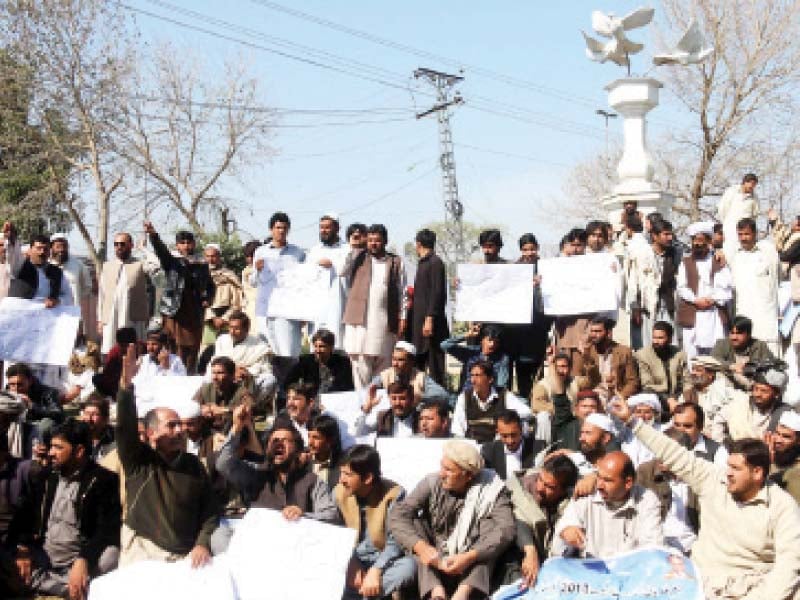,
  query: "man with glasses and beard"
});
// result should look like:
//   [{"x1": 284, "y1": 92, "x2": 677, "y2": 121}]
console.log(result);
[
  {"x1": 97, "y1": 232, "x2": 150, "y2": 355},
  {"x1": 50, "y1": 233, "x2": 93, "y2": 337},
  {"x1": 767, "y1": 411, "x2": 800, "y2": 505}
]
